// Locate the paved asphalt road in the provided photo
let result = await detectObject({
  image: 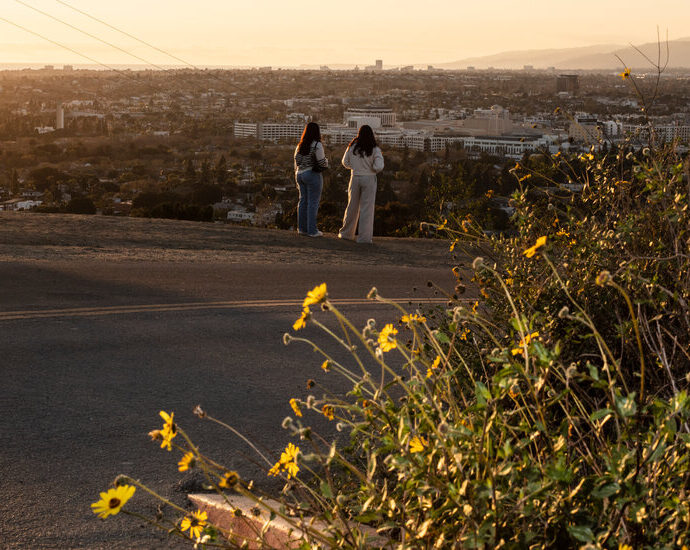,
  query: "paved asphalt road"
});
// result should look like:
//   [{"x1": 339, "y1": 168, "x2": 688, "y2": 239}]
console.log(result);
[{"x1": 0, "y1": 260, "x2": 459, "y2": 549}]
